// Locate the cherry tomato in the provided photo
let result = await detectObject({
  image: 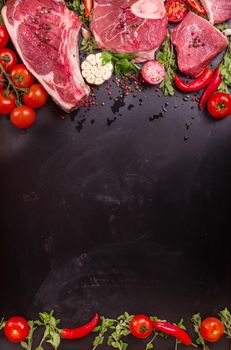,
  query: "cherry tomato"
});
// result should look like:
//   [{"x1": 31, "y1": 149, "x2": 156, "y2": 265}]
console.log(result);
[
  {"x1": 200, "y1": 317, "x2": 224, "y2": 343},
  {"x1": 207, "y1": 92, "x2": 231, "y2": 119},
  {"x1": 23, "y1": 83, "x2": 48, "y2": 108},
  {"x1": 0, "y1": 48, "x2": 17, "y2": 71},
  {"x1": 9, "y1": 64, "x2": 34, "y2": 88},
  {"x1": 130, "y1": 315, "x2": 153, "y2": 339},
  {"x1": 4, "y1": 316, "x2": 29, "y2": 343},
  {"x1": 142, "y1": 60, "x2": 166, "y2": 85},
  {"x1": 0, "y1": 25, "x2": 9, "y2": 49},
  {"x1": 10, "y1": 105, "x2": 36, "y2": 129},
  {"x1": 165, "y1": 0, "x2": 188, "y2": 22},
  {"x1": 0, "y1": 89, "x2": 16, "y2": 114}
]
